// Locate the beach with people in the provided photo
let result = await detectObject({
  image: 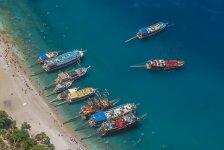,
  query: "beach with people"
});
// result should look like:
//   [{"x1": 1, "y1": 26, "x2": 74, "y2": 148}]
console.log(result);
[{"x1": 0, "y1": 31, "x2": 88, "y2": 150}]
